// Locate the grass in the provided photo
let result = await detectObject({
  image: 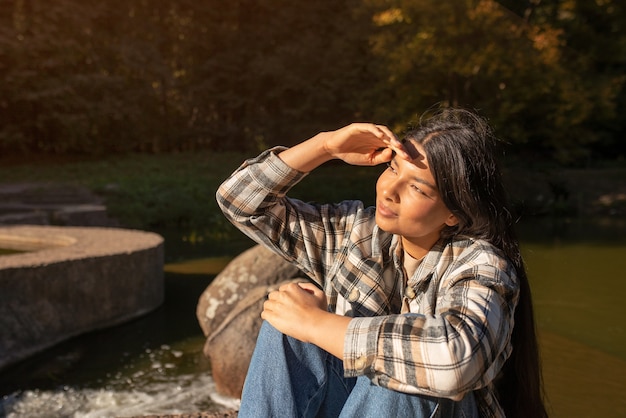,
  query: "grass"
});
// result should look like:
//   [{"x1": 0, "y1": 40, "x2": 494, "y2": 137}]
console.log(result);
[
  {"x1": 0, "y1": 152, "x2": 381, "y2": 241},
  {"x1": 0, "y1": 151, "x2": 624, "y2": 237}
]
